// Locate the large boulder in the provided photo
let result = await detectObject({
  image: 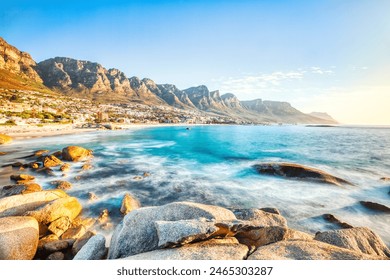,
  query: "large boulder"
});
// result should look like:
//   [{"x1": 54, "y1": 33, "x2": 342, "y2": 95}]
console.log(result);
[
  {"x1": 314, "y1": 227, "x2": 390, "y2": 258},
  {"x1": 155, "y1": 219, "x2": 219, "y2": 248},
  {"x1": 123, "y1": 237, "x2": 248, "y2": 260},
  {"x1": 108, "y1": 201, "x2": 236, "y2": 259},
  {"x1": 253, "y1": 162, "x2": 353, "y2": 186},
  {"x1": 62, "y1": 146, "x2": 93, "y2": 162},
  {"x1": 43, "y1": 155, "x2": 63, "y2": 168},
  {"x1": 0, "y1": 216, "x2": 39, "y2": 260},
  {"x1": 247, "y1": 240, "x2": 385, "y2": 260},
  {"x1": 0, "y1": 190, "x2": 68, "y2": 217},
  {"x1": 26, "y1": 197, "x2": 82, "y2": 224},
  {"x1": 120, "y1": 193, "x2": 141, "y2": 215},
  {"x1": 0, "y1": 134, "x2": 12, "y2": 145},
  {"x1": 73, "y1": 234, "x2": 107, "y2": 260}
]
